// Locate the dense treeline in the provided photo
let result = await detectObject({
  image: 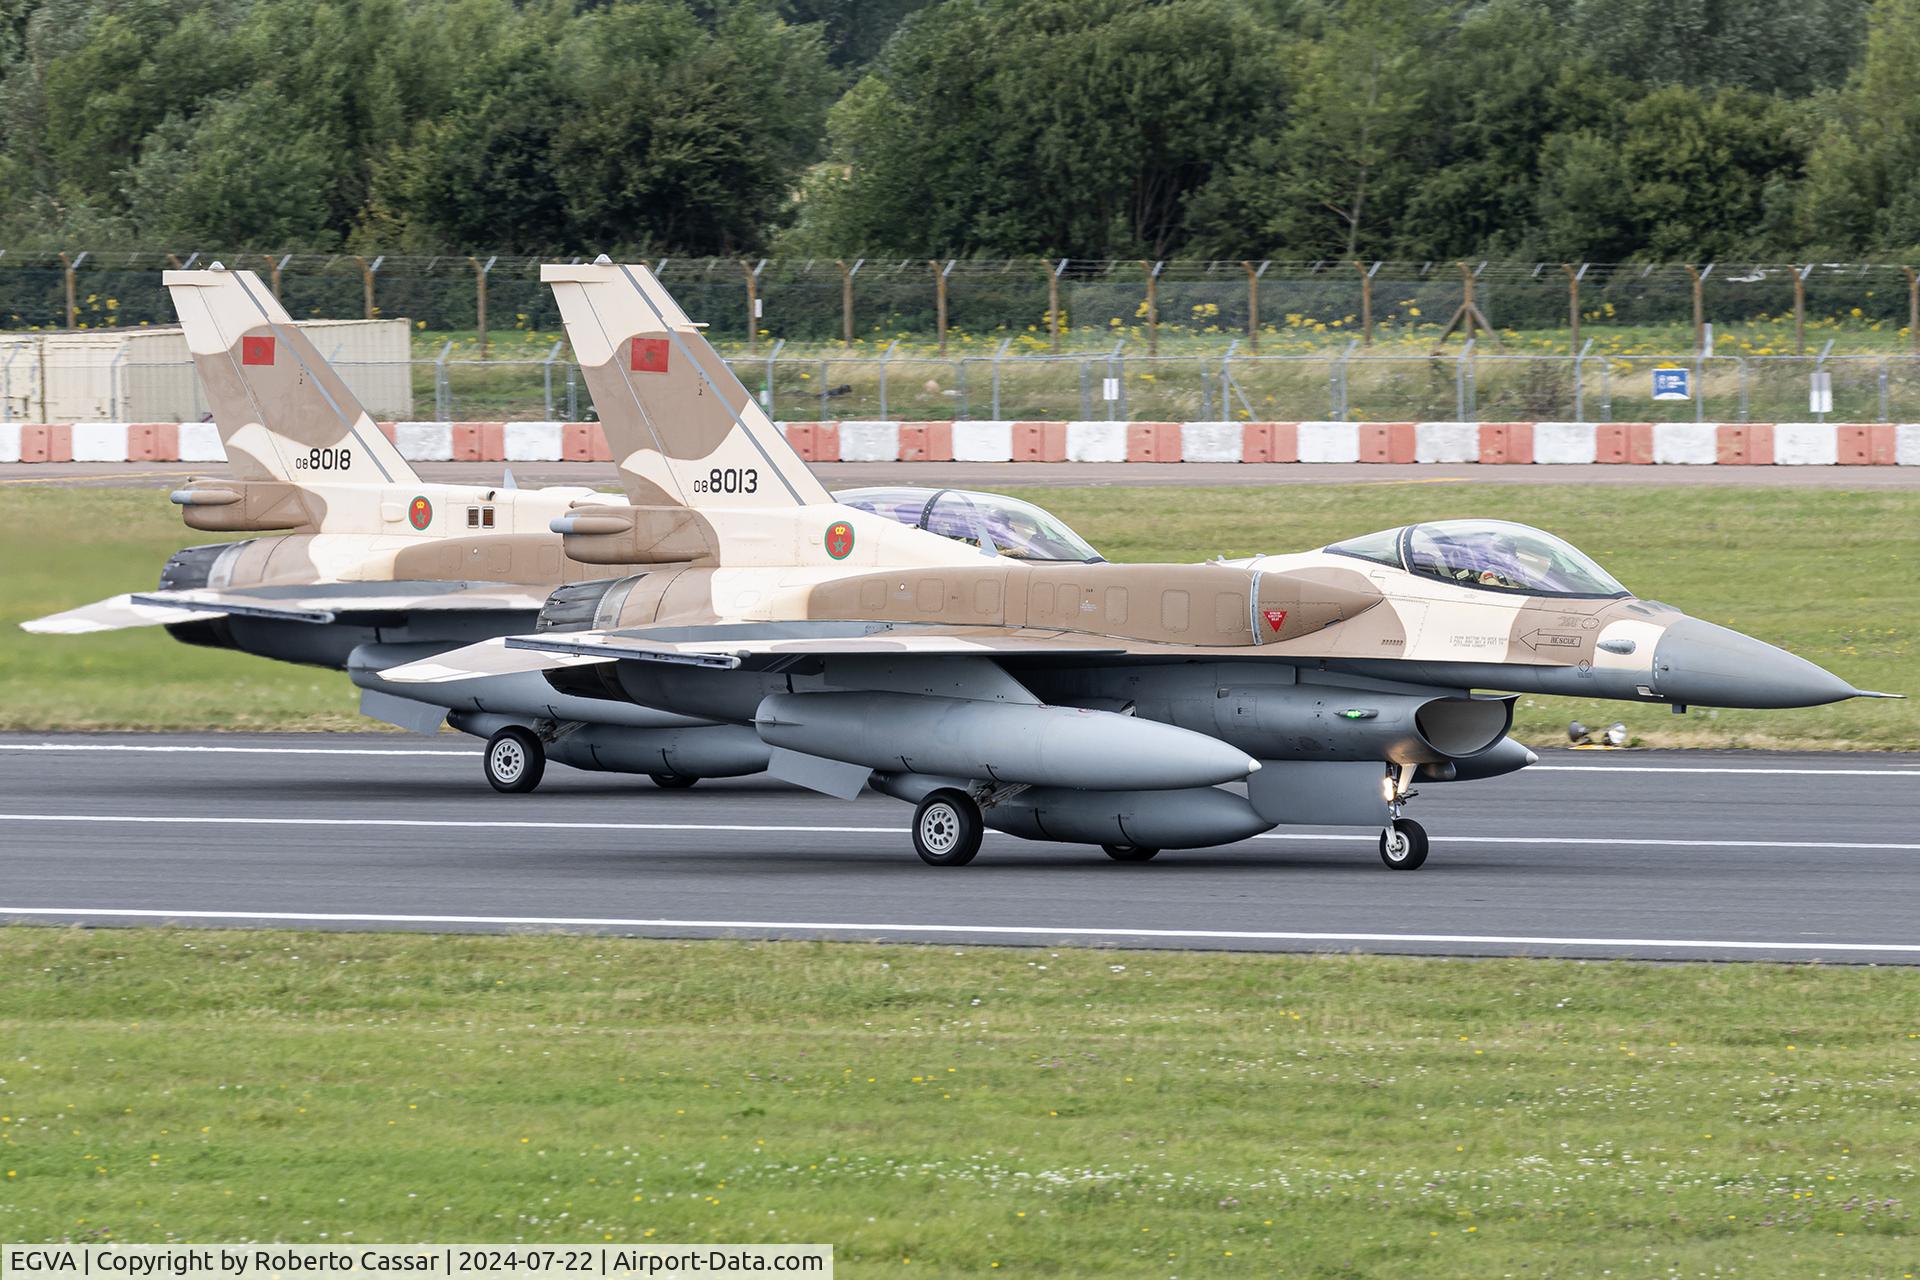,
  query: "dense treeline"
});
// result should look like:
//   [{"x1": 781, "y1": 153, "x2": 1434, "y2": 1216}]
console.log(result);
[{"x1": 1, "y1": 0, "x2": 1918, "y2": 260}]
